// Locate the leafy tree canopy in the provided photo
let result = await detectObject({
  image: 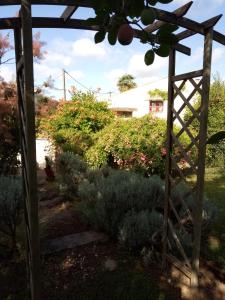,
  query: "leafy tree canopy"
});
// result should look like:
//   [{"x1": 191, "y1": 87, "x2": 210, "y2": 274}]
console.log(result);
[
  {"x1": 86, "y1": 0, "x2": 177, "y2": 65},
  {"x1": 148, "y1": 88, "x2": 167, "y2": 100},
  {"x1": 117, "y1": 74, "x2": 137, "y2": 92}
]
